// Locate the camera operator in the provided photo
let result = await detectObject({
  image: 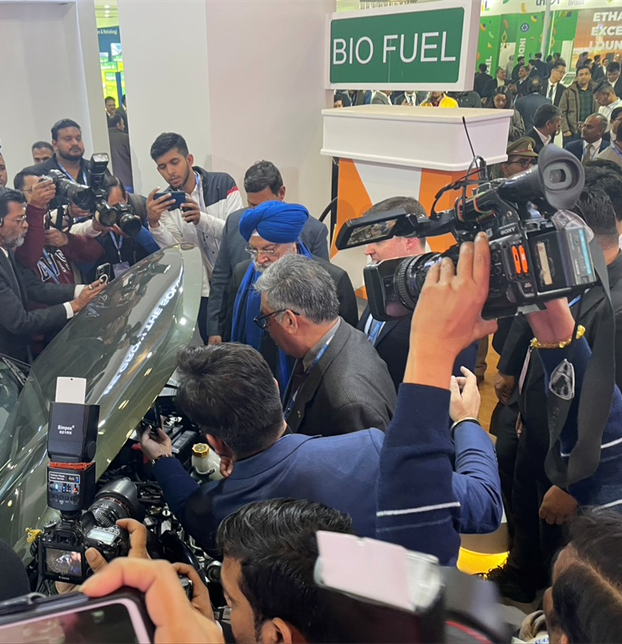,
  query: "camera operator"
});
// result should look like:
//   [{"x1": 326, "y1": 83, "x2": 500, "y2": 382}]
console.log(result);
[
  {"x1": 488, "y1": 184, "x2": 622, "y2": 603},
  {"x1": 0, "y1": 189, "x2": 106, "y2": 363},
  {"x1": 360, "y1": 196, "x2": 477, "y2": 390},
  {"x1": 140, "y1": 246, "x2": 502, "y2": 561},
  {"x1": 68, "y1": 176, "x2": 158, "y2": 282},
  {"x1": 13, "y1": 170, "x2": 105, "y2": 285}
]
